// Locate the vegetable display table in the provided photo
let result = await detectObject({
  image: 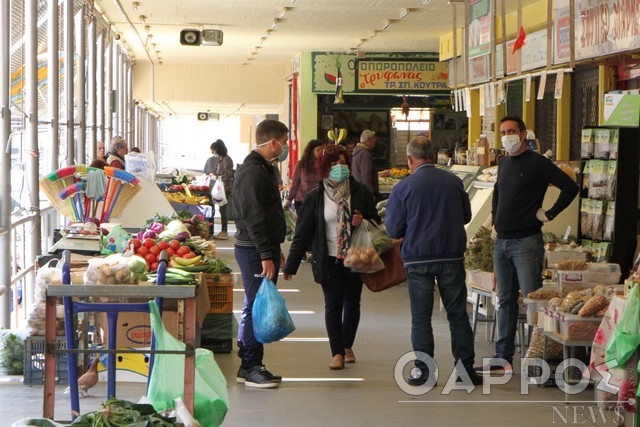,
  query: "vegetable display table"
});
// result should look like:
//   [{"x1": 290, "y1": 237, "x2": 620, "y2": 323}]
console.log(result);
[{"x1": 43, "y1": 252, "x2": 198, "y2": 422}]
